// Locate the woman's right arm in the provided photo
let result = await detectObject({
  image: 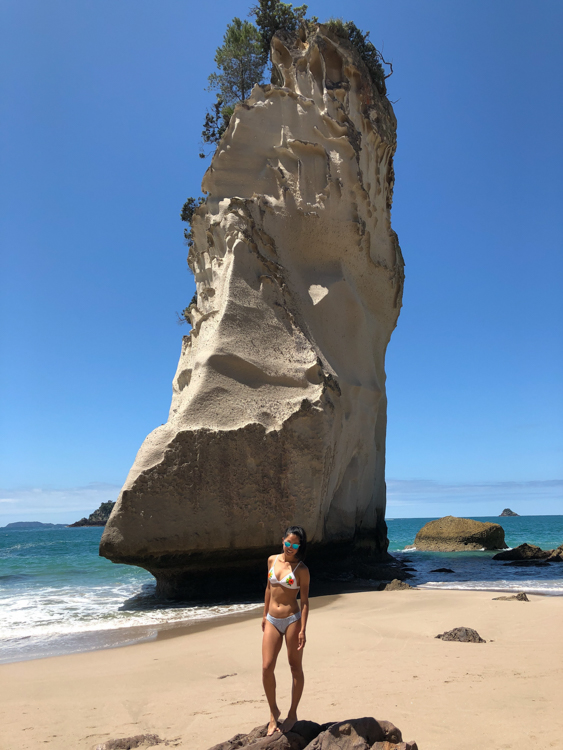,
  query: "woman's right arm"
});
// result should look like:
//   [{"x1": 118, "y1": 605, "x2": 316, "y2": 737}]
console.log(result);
[{"x1": 262, "y1": 556, "x2": 272, "y2": 631}]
